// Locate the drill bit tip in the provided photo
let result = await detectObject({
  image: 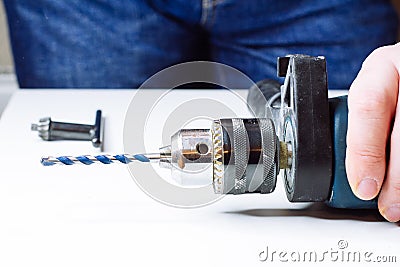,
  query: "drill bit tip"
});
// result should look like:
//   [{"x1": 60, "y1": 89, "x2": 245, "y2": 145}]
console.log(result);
[{"x1": 41, "y1": 157, "x2": 56, "y2": 166}]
